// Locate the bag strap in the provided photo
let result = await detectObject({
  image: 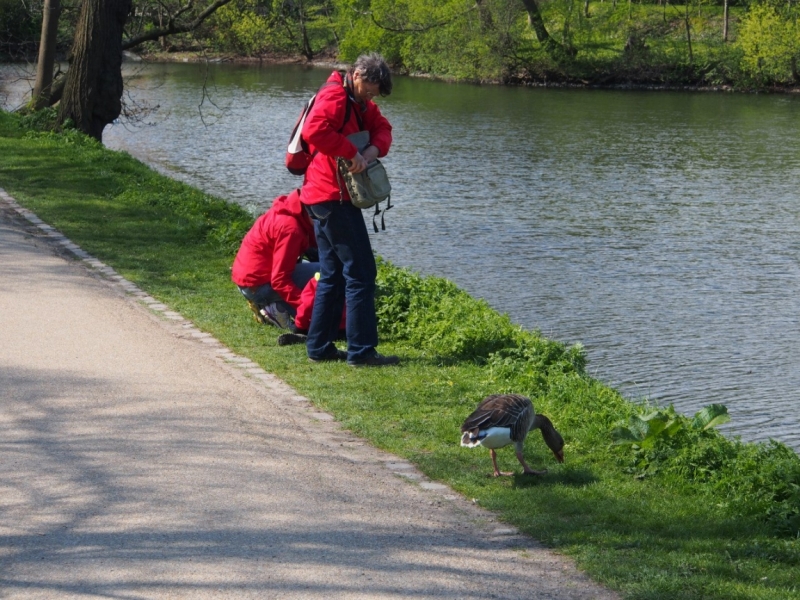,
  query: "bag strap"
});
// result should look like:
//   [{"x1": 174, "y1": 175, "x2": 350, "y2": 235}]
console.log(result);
[
  {"x1": 339, "y1": 69, "x2": 365, "y2": 131},
  {"x1": 305, "y1": 78, "x2": 359, "y2": 164},
  {"x1": 319, "y1": 74, "x2": 360, "y2": 135},
  {"x1": 372, "y1": 195, "x2": 392, "y2": 232}
]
